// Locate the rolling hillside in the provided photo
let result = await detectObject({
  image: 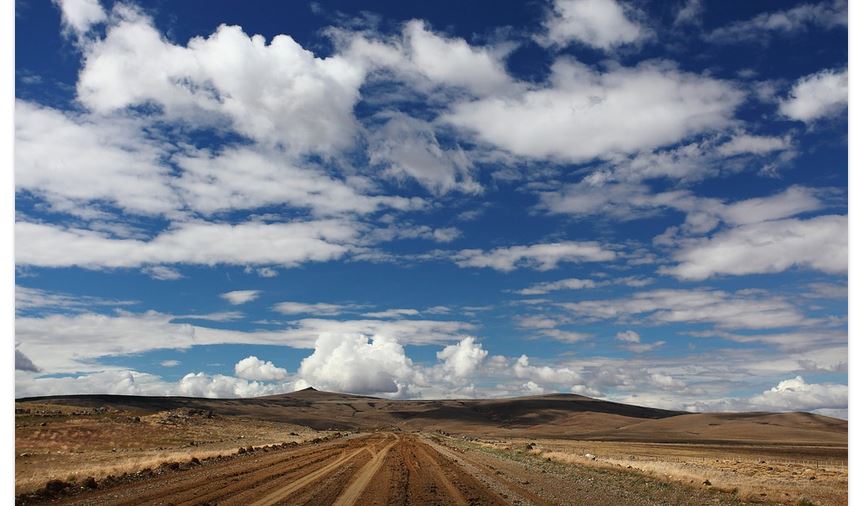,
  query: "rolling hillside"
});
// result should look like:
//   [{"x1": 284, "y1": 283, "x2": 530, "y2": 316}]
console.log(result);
[{"x1": 17, "y1": 387, "x2": 847, "y2": 445}]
